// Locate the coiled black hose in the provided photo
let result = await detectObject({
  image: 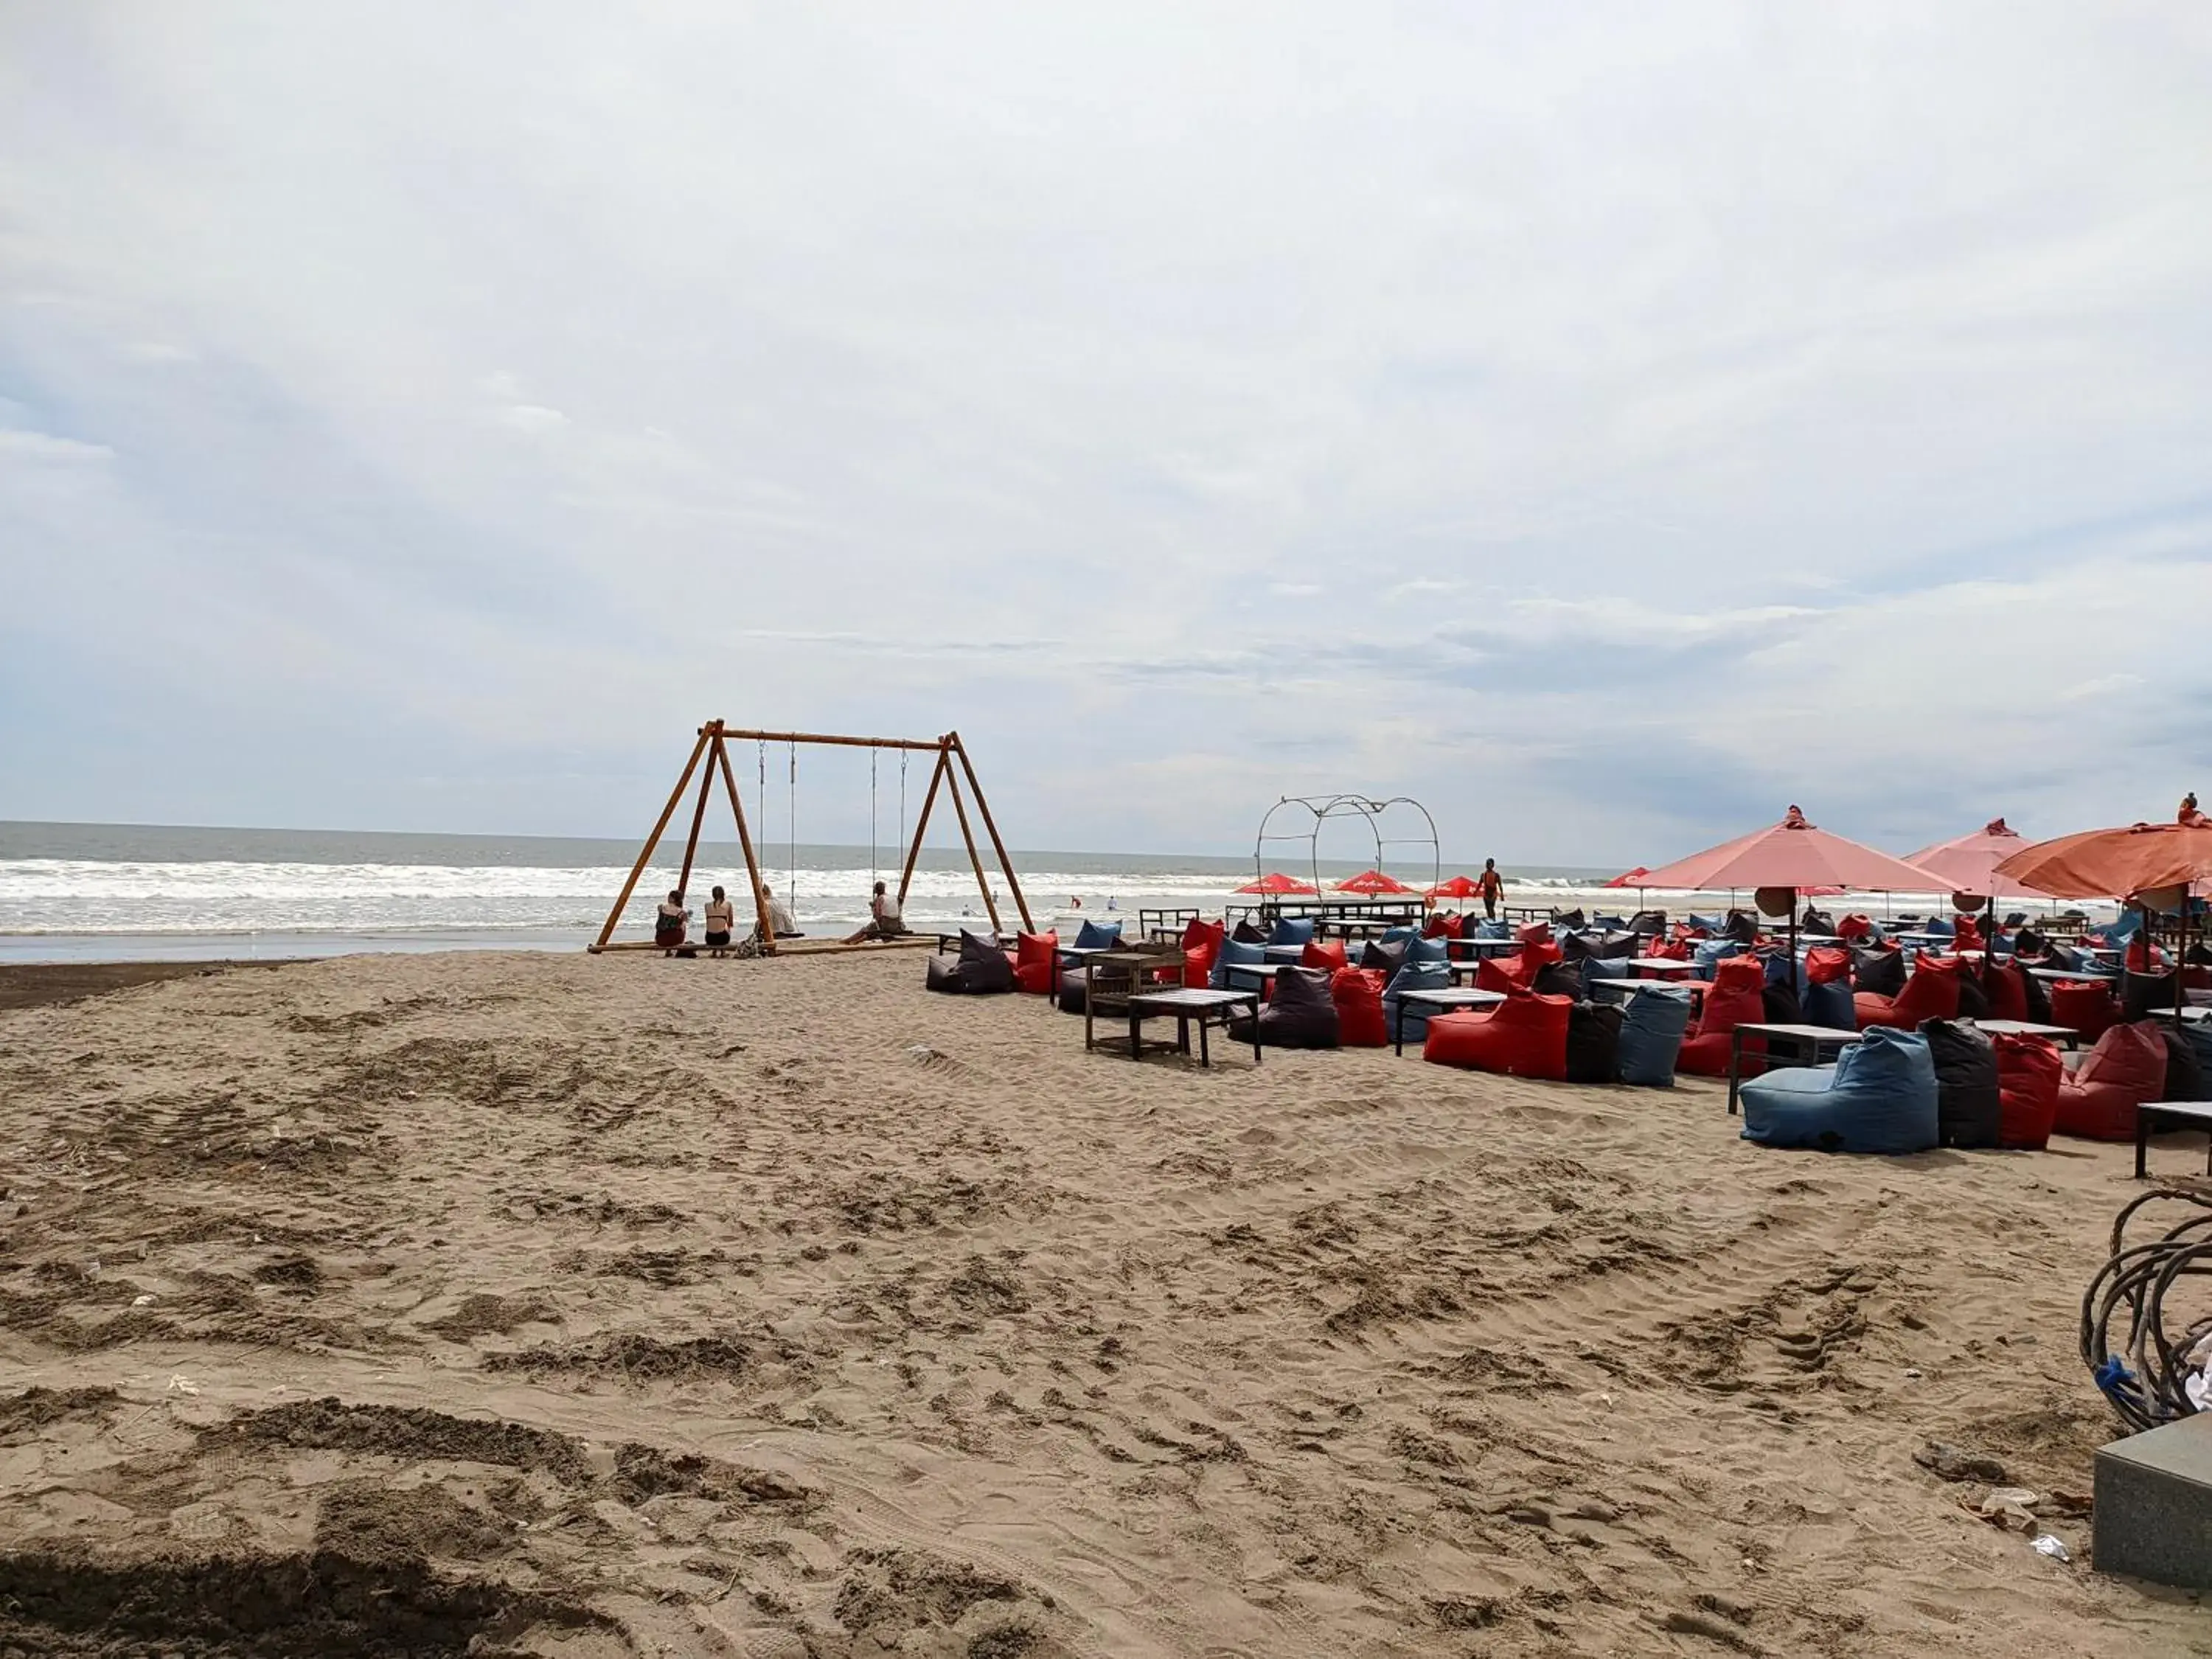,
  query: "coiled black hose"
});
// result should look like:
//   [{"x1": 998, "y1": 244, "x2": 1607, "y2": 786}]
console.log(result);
[{"x1": 2082, "y1": 1186, "x2": 2212, "y2": 1433}]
